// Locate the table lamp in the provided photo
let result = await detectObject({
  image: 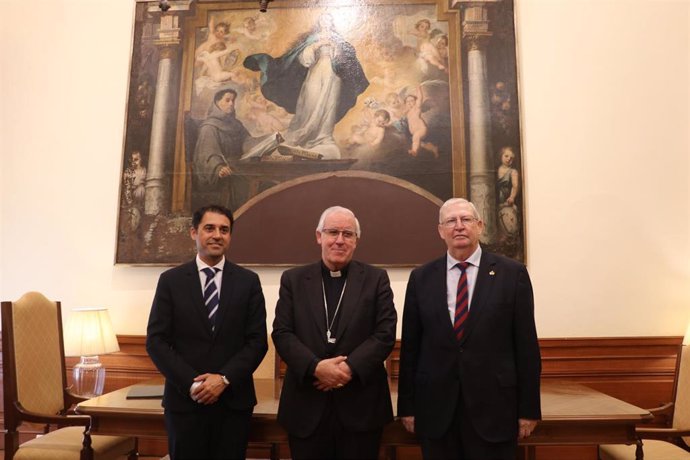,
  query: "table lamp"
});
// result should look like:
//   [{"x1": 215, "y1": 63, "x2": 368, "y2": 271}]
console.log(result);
[{"x1": 64, "y1": 307, "x2": 120, "y2": 397}]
